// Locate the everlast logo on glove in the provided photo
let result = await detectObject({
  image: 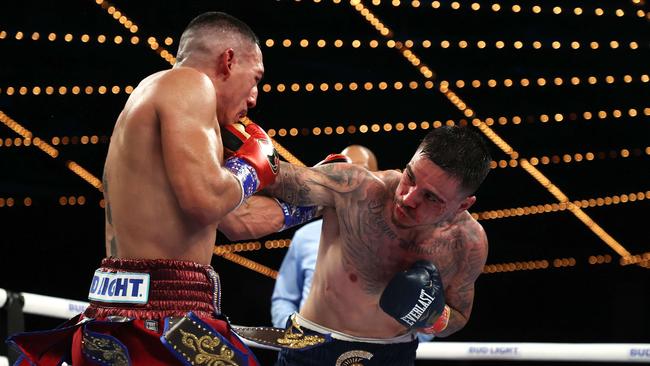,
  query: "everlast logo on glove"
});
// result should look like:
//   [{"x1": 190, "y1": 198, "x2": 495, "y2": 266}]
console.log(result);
[
  {"x1": 400, "y1": 290, "x2": 435, "y2": 326},
  {"x1": 256, "y1": 138, "x2": 280, "y2": 174},
  {"x1": 379, "y1": 260, "x2": 446, "y2": 329}
]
